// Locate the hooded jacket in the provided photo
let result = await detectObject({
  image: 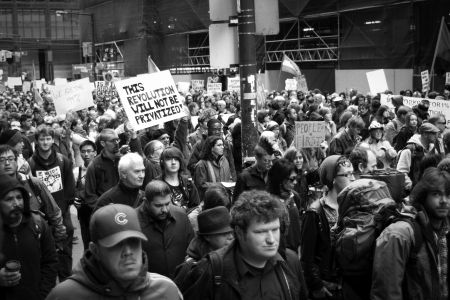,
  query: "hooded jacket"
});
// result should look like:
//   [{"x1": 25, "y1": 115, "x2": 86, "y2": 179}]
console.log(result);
[{"x1": 45, "y1": 250, "x2": 182, "y2": 300}]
